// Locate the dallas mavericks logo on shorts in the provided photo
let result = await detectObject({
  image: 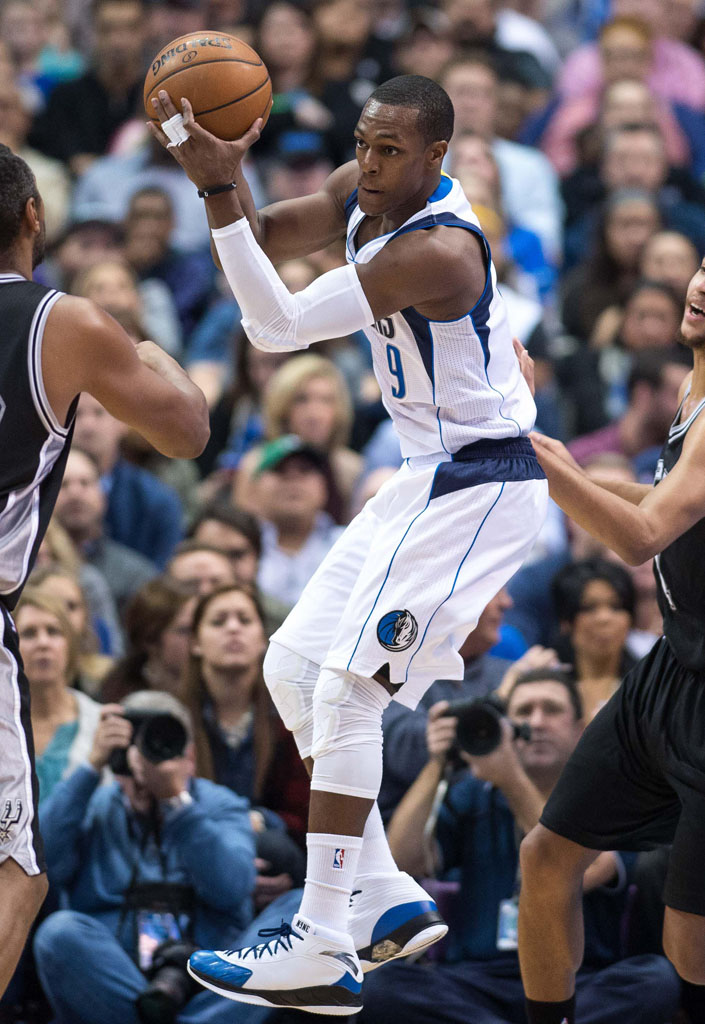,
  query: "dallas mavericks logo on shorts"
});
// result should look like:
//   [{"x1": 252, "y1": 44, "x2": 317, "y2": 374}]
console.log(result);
[{"x1": 377, "y1": 609, "x2": 418, "y2": 652}]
